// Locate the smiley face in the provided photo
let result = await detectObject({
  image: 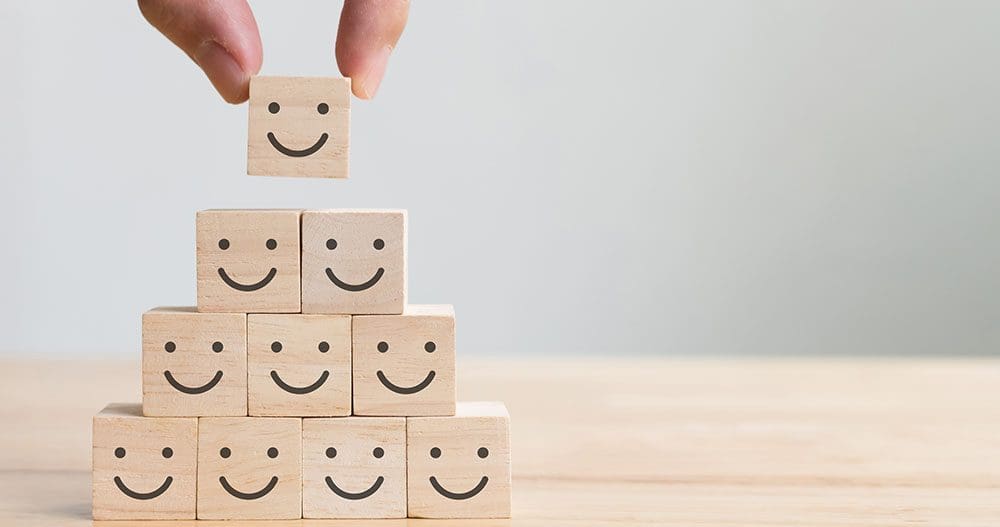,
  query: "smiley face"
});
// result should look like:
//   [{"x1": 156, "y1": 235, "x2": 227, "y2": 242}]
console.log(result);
[
  {"x1": 112, "y1": 446, "x2": 176, "y2": 500},
  {"x1": 196, "y1": 210, "x2": 301, "y2": 313},
  {"x1": 323, "y1": 446, "x2": 387, "y2": 500},
  {"x1": 215, "y1": 237, "x2": 279, "y2": 292},
  {"x1": 406, "y1": 403, "x2": 511, "y2": 519},
  {"x1": 217, "y1": 446, "x2": 281, "y2": 500},
  {"x1": 352, "y1": 305, "x2": 456, "y2": 416},
  {"x1": 301, "y1": 210, "x2": 406, "y2": 314},
  {"x1": 264, "y1": 101, "x2": 330, "y2": 157},
  {"x1": 247, "y1": 76, "x2": 350, "y2": 178},
  {"x1": 374, "y1": 339, "x2": 438, "y2": 394},
  {"x1": 247, "y1": 314, "x2": 352, "y2": 417},
  {"x1": 161, "y1": 339, "x2": 226, "y2": 395},
  {"x1": 302, "y1": 417, "x2": 406, "y2": 519},
  {"x1": 427, "y1": 446, "x2": 491, "y2": 500},
  {"x1": 323, "y1": 237, "x2": 387, "y2": 292},
  {"x1": 142, "y1": 308, "x2": 247, "y2": 417},
  {"x1": 198, "y1": 417, "x2": 302, "y2": 520},
  {"x1": 93, "y1": 404, "x2": 197, "y2": 520}
]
